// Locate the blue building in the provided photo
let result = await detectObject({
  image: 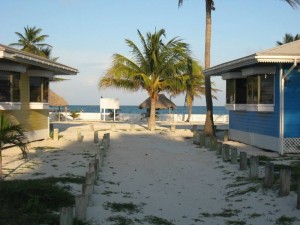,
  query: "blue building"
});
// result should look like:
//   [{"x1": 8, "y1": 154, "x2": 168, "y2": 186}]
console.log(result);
[{"x1": 203, "y1": 40, "x2": 300, "y2": 154}]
